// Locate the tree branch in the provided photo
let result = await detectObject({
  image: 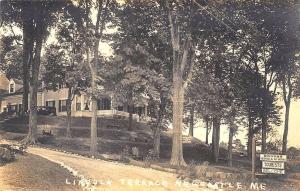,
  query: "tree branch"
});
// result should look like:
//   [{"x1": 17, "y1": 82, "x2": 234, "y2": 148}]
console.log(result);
[
  {"x1": 99, "y1": 0, "x2": 110, "y2": 40},
  {"x1": 9, "y1": 24, "x2": 23, "y2": 46},
  {"x1": 95, "y1": 0, "x2": 104, "y2": 36},
  {"x1": 287, "y1": 75, "x2": 293, "y2": 100},
  {"x1": 267, "y1": 70, "x2": 275, "y2": 90},
  {"x1": 282, "y1": 77, "x2": 288, "y2": 105},
  {"x1": 183, "y1": 48, "x2": 196, "y2": 89},
  {"x1": 180, "y1": 38, "x2": 192, "y2": 73}
]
